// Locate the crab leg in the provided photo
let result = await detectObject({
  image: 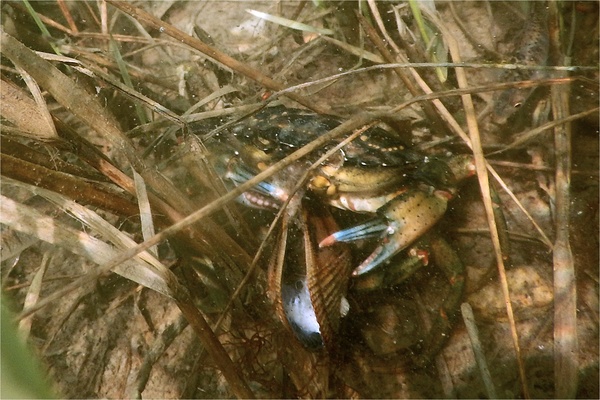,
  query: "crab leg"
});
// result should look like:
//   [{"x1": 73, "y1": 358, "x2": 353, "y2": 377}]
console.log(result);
[{"x1": 320, "y1": 189, "x2": 451, "y2": 276}]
